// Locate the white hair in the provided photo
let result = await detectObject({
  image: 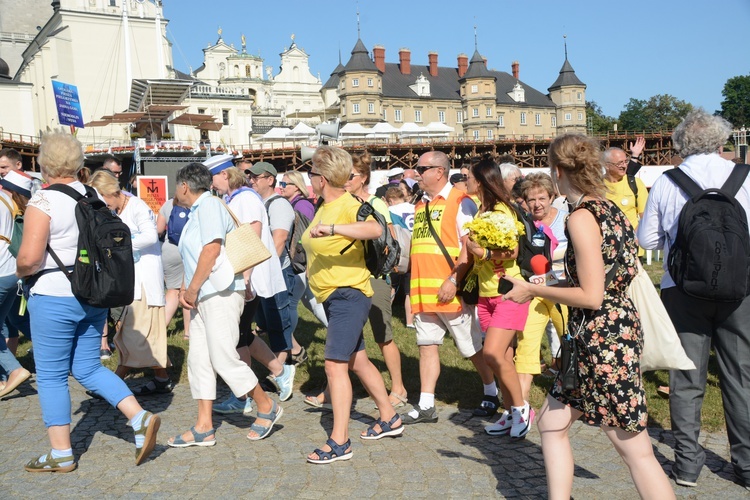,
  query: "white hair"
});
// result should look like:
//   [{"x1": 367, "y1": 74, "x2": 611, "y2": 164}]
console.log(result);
[{"x1": 672, "y1": 109, "x2": 732, "y2": 157}]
